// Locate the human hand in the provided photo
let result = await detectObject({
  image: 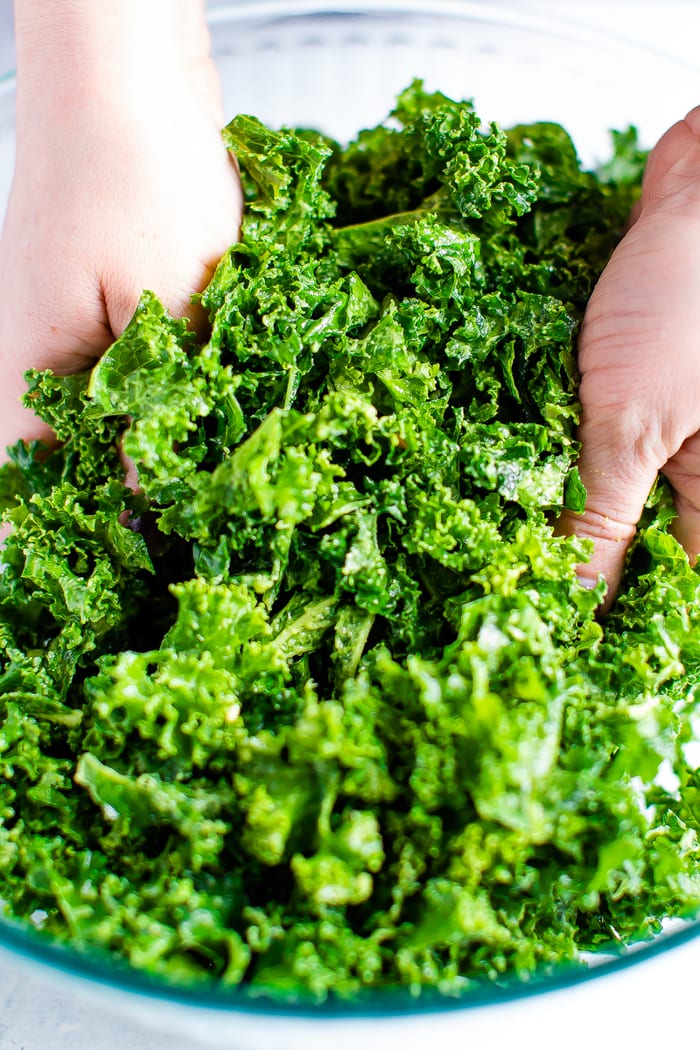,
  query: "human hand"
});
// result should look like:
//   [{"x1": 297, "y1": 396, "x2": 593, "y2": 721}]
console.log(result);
[
  {"x1": 558, "y1": 106, "x2": 700, "y2": 608},
  {"x1": 0, "y1": 0, "x2": 242, "y2": 460}
]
